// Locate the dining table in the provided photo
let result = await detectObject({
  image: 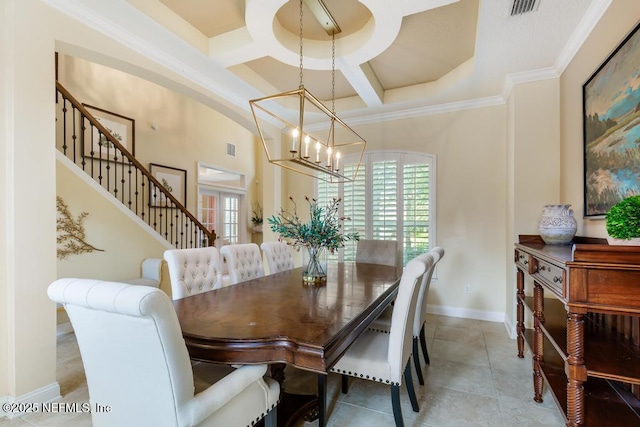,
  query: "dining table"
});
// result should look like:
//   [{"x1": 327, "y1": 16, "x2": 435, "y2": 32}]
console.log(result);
[{"x1": 173, "y1": 261, "x2": 401, "y2": 427}]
